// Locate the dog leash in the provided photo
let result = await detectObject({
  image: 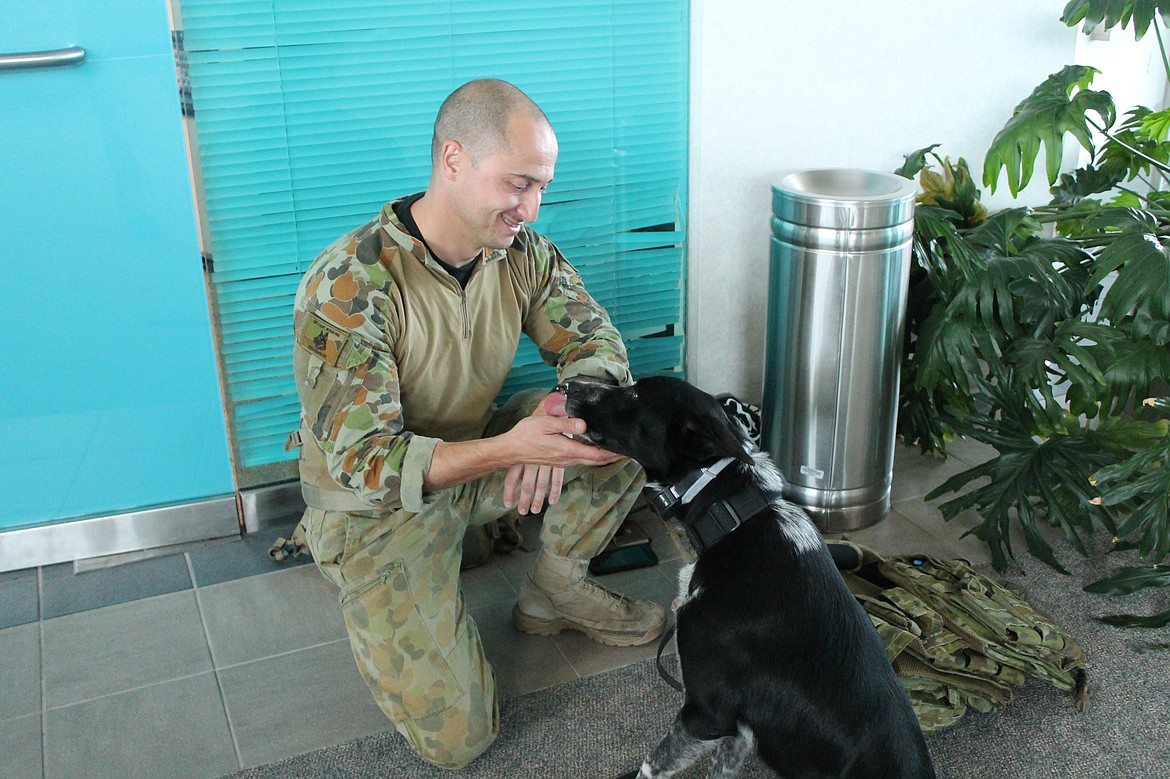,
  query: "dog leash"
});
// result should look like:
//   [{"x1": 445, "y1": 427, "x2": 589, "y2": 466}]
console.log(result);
[{"x1": 656, "y1": 618, "x2": 684, "y2": 692}]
